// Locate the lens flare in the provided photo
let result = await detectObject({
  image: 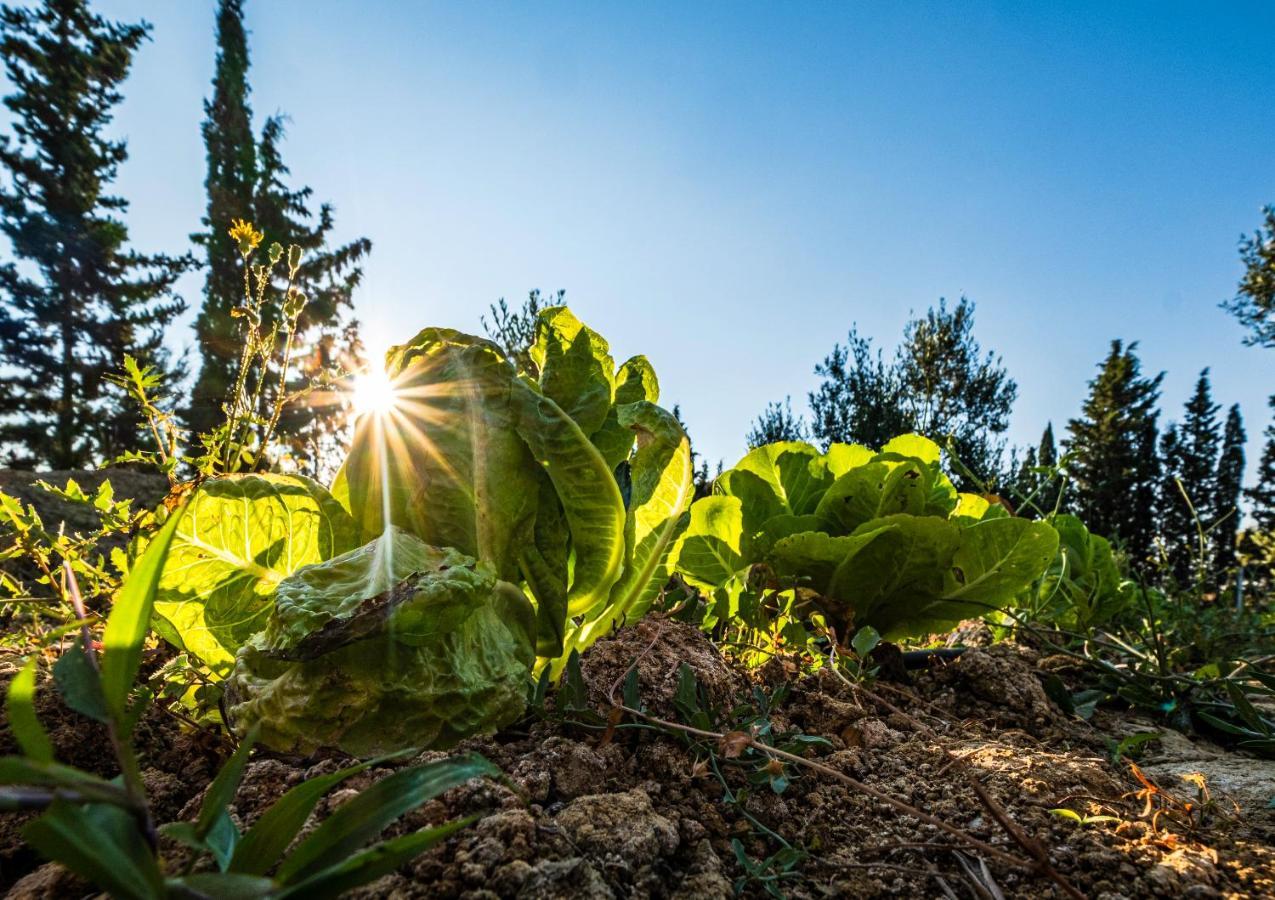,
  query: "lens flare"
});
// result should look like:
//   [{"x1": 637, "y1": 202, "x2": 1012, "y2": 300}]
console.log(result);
[{"x1": 351, "y1": 366, "x2": 399, "y2": 418}]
